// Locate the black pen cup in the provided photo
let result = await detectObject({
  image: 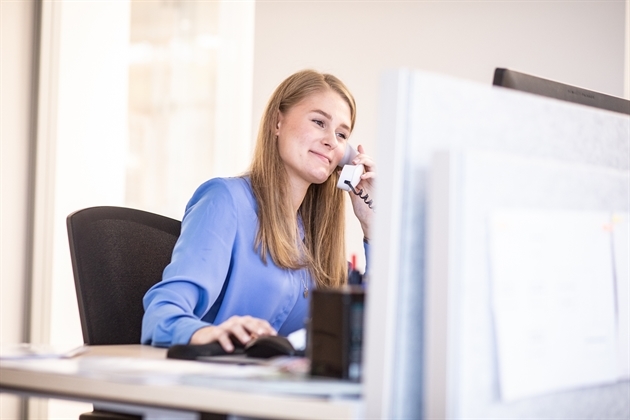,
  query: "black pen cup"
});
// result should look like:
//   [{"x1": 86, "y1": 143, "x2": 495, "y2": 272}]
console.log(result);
[{"x1": 307, "y1": 286, "x2": 365, "y2": 381}]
